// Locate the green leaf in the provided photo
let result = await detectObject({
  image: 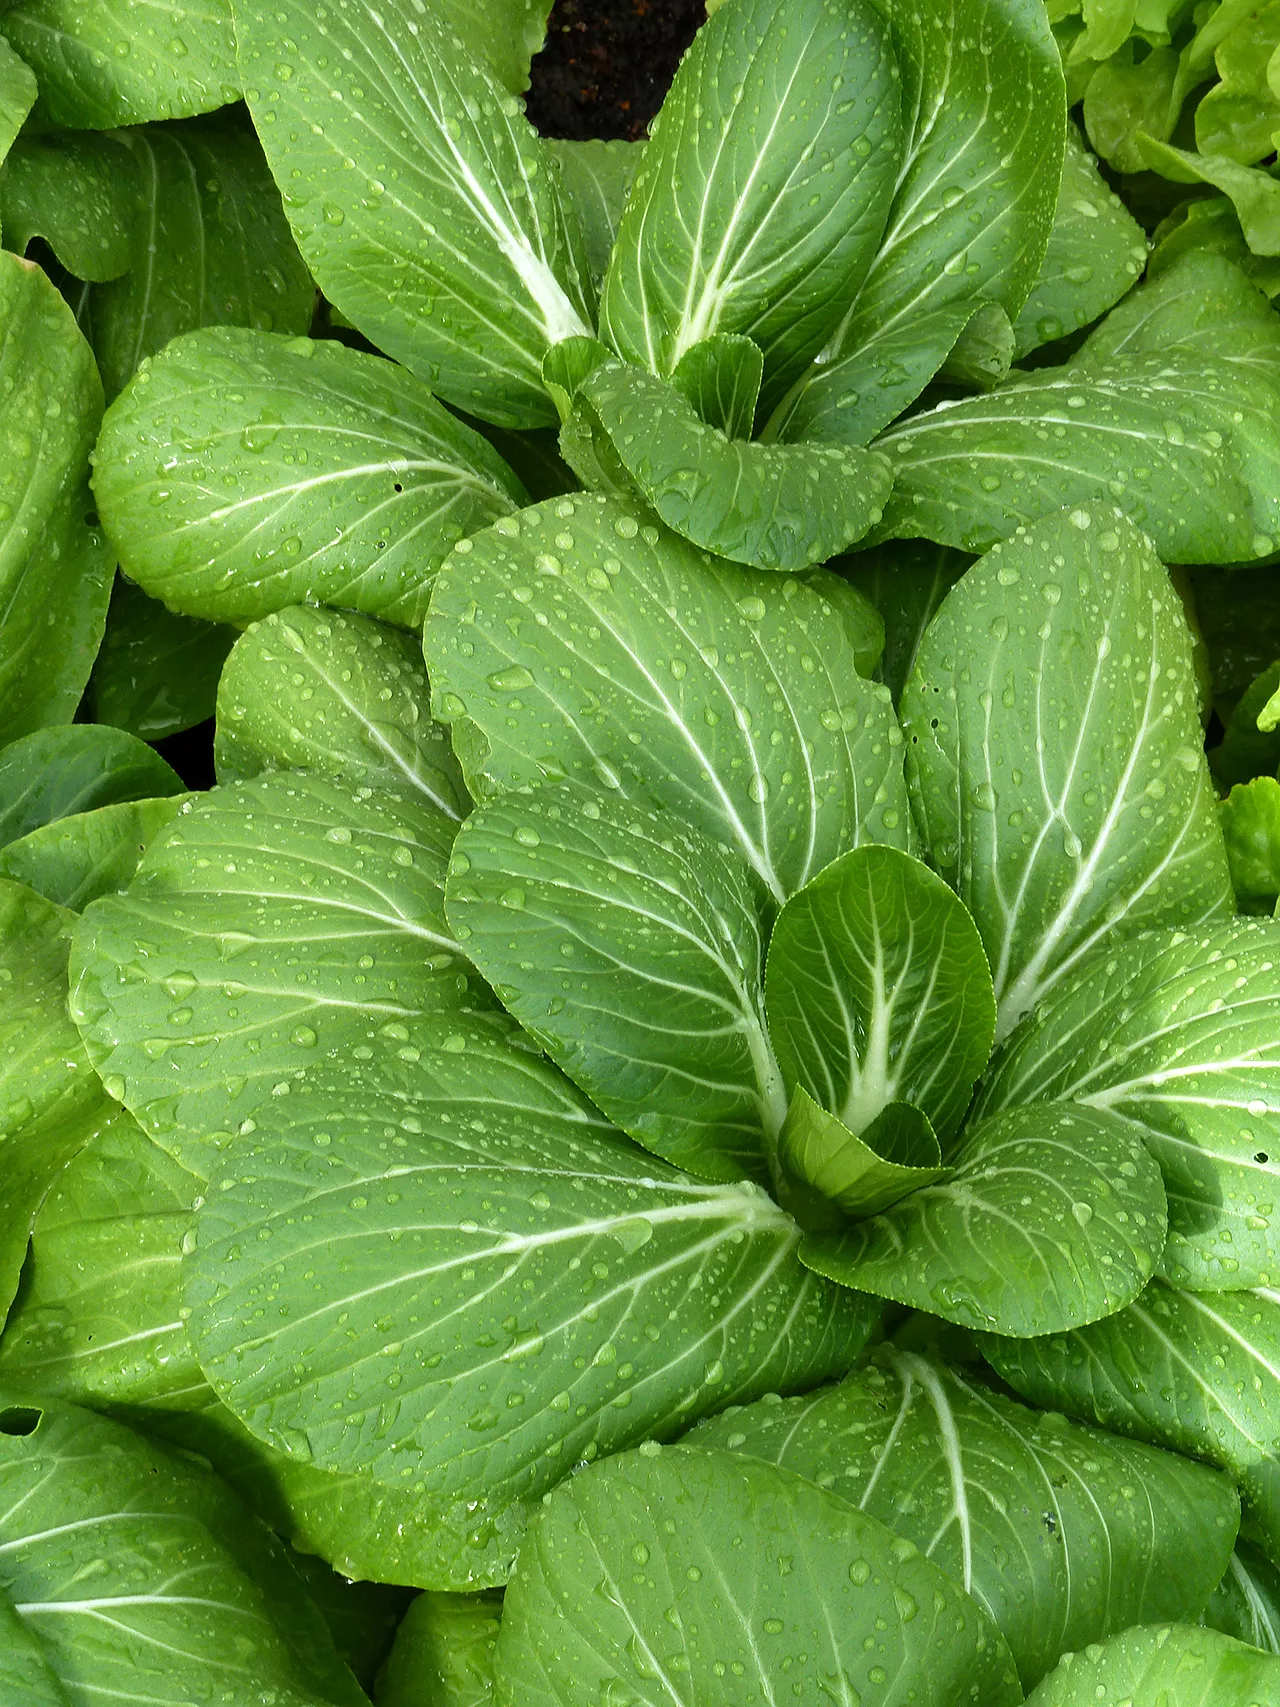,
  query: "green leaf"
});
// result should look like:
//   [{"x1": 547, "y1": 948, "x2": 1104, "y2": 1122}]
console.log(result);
[
  {"x1": 938, "y1": 302, "x2": 1017, "y2": 392},
  {"x1": 1210, "y1": 662, "x2": 1280, "y2": 791},
  {"x1": 778, "y1": 1088, "x2": 948, "y2": 1220},
  {"x1": 1203, "y1": 1540, "x2": 1280, "y2": 1653},
  {"x1": 446, "y1": 780, "x2": 784, "y2": 1185},
  {"x1": 0, "y1": 40, "x2": 36, "y2": 175},
  {"x1": 182, "y1": 1015, "x2": 875, "y2": 1585},
  {"x1": 83, "y1": 577, "x2": 235, "y2": 744},
  {"x1": 424, "y1": 494, "x2": 912, "y2": 906},
  {"x1": 598, "y1": 0, "x2": 902, "y2": 417},
  {"x1": 88, "y1": 114, "x2": 314, "y2": 401},
  {"x1": 1012, "y1": 124, "x2": 1148, "y2": 359},
  {"x1": 800, "y1": 1102, "x2": 1168, "y2": 1337},
  {"x1": 0, "y1": 797, "x2": 188, "y2": 912},
  {"x1": 1022, "y1": 1622, "x2": 1280, "y2": 1707},
  {"x1": 1074, "y1": 251, "x2": 1280, "y2": 381},
  {"x1": 1138, "y1": 137, "x2": 1280, "y2": 259},
  {"x1": 693, "y1": 1345, "x2": 1241, "y2": 1689},
  {"x1": 376, "y1": 1591, "x2": 502, "y2": 1707},
  {"x1": 492, "y1": 1443, "x2": 1022, "y2": 1707},
  {"x1": 0, "y1": 1592, "x2": 72, "y2": 1707},
  {"x1": 0, "y1": 252, "x2": 113, "y2": 746},
  {"x1": 93, "y1": 325, "x2": 525, "y2": 628},
  {"x1": 765, "y1": 843, "x2": 995, "y2": 1145},
  {"x1": 773, "y1": 0, "x2": 1066, "y2": 446},
  {"x1": 0, "y1": 133, "x2": 137, "y2": 282},
  {"x1": 1194, "y1": 1, "x2": 1280, "y2": 166},
  {"x1": 669, "y1": 332, "x2": 762, "y2": 440},
  {"x1": 68, "y1": 771, "x2": 486, "y2": 1177},
  {"x1": 1191, "y1": 564, "x2": 1280, "y2": 729},
  {"x1": 0, "y1": 726, "x2": 184, "y2": 849},
  {"x1": 1150, "y1": 196, "x2": 1280, "y2": 303},
  {"x1": 429, "y1": 0, "x2": 554, "y2": 96},
  {"x1": 901, "y1": 504, "x2": 1233, "y2": 1041},
  {"x1": 982, "y1": 1280, "x2": 1280, "y2": 1558},
  {"x1": 565, "y1": 359, "x2": 893, "y2": 572},
  {"x1": 545, "y1": 138, "x2": 643, "y2": 294},
  {"x1": 0, "y1": 1393, "x2": 367, "y2": 1707},
  {"x1": 282, "y1": 1554, "x2": 410, "y2": 1694},
  {"x1": 838, "y1": 540, "x2": 971, "y2": 706},
  {"x1": 0, "y1": 0, "x2": 239, "y2": 129},
  {"x1": 1221, "y1": 778, "x2": 1280, "y2": 914},
  {"x1": 977, "y1": 917, "x2": 1280, "y2": 1292},
  {"x1": 541, "y1": 333, "x2": 612, "y2": 424},
  {"x1": 215, "y1": 604, "x2": 470, "y2": 817},
  {"x1": 234, "y1": 0, "x2": 591, "y2": 428},
  {"x1": 1082, "y1": 44, "x2": 1182, "y2": 174}
]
